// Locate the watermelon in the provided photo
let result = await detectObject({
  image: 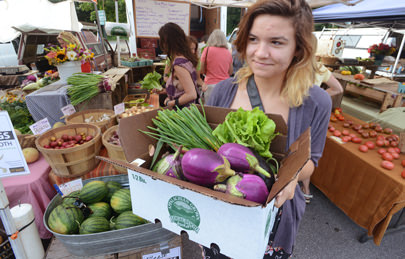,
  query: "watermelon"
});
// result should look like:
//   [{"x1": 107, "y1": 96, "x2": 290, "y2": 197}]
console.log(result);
[
  {"x1": 103, "y1": 181, "x2": 122, "y2": 202},
  {"x1": 79, "y1": 216, "x2": 110, "y2": 234},
  {"x1": 48, "y1": 204, "x2": 84, "y2": 234},
  {"x1": 79, "y1": 181, "x2": 108, "y2": 204},
  {"x1": 115, "y1": 211, "x2": 148, "y2": 230},
  {"x1": 88, "y1": 202, "x2": 112, "y2": 219},
  {"x1": 109, "y1": 216, "x2": 118, "y2": 230},
  {"x1": 110, "y1": 189, "x2": 131, "y2": 213},
  {"x1": 62, "y1": 190, "x2": 81, "y2": 206}
]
